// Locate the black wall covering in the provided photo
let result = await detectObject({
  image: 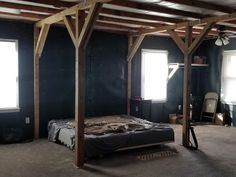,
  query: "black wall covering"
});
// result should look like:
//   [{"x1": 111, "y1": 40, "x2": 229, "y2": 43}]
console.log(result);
[
  {"x1": 0, "y1": 20, "x2": 128, "y2": 139},
  {"x1": 40, "y1": 29, "x2": 128, "y2": 136},
  {"x1": 0, "y1": 20, "x2": 34, "y2": 142},
  {"x1": 0, "y1": 19, "x2": 221, "y2": 142}
]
